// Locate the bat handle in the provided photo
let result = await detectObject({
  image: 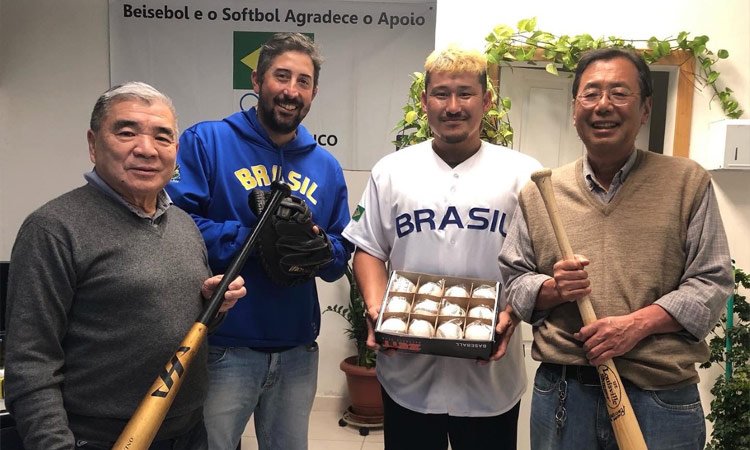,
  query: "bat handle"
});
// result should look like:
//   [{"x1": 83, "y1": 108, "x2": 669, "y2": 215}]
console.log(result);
[{"x1": 196, "y1": 181, "x2": 291, "y2": 325}]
